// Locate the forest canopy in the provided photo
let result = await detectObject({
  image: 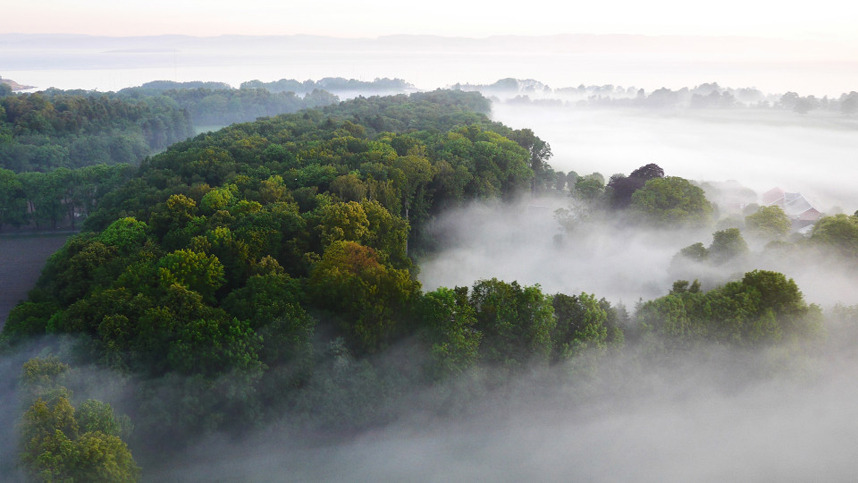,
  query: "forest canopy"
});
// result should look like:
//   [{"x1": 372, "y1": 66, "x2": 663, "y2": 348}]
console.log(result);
[{"x1": 0, "y1": 89, "x2": 844, "y2": 481}]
